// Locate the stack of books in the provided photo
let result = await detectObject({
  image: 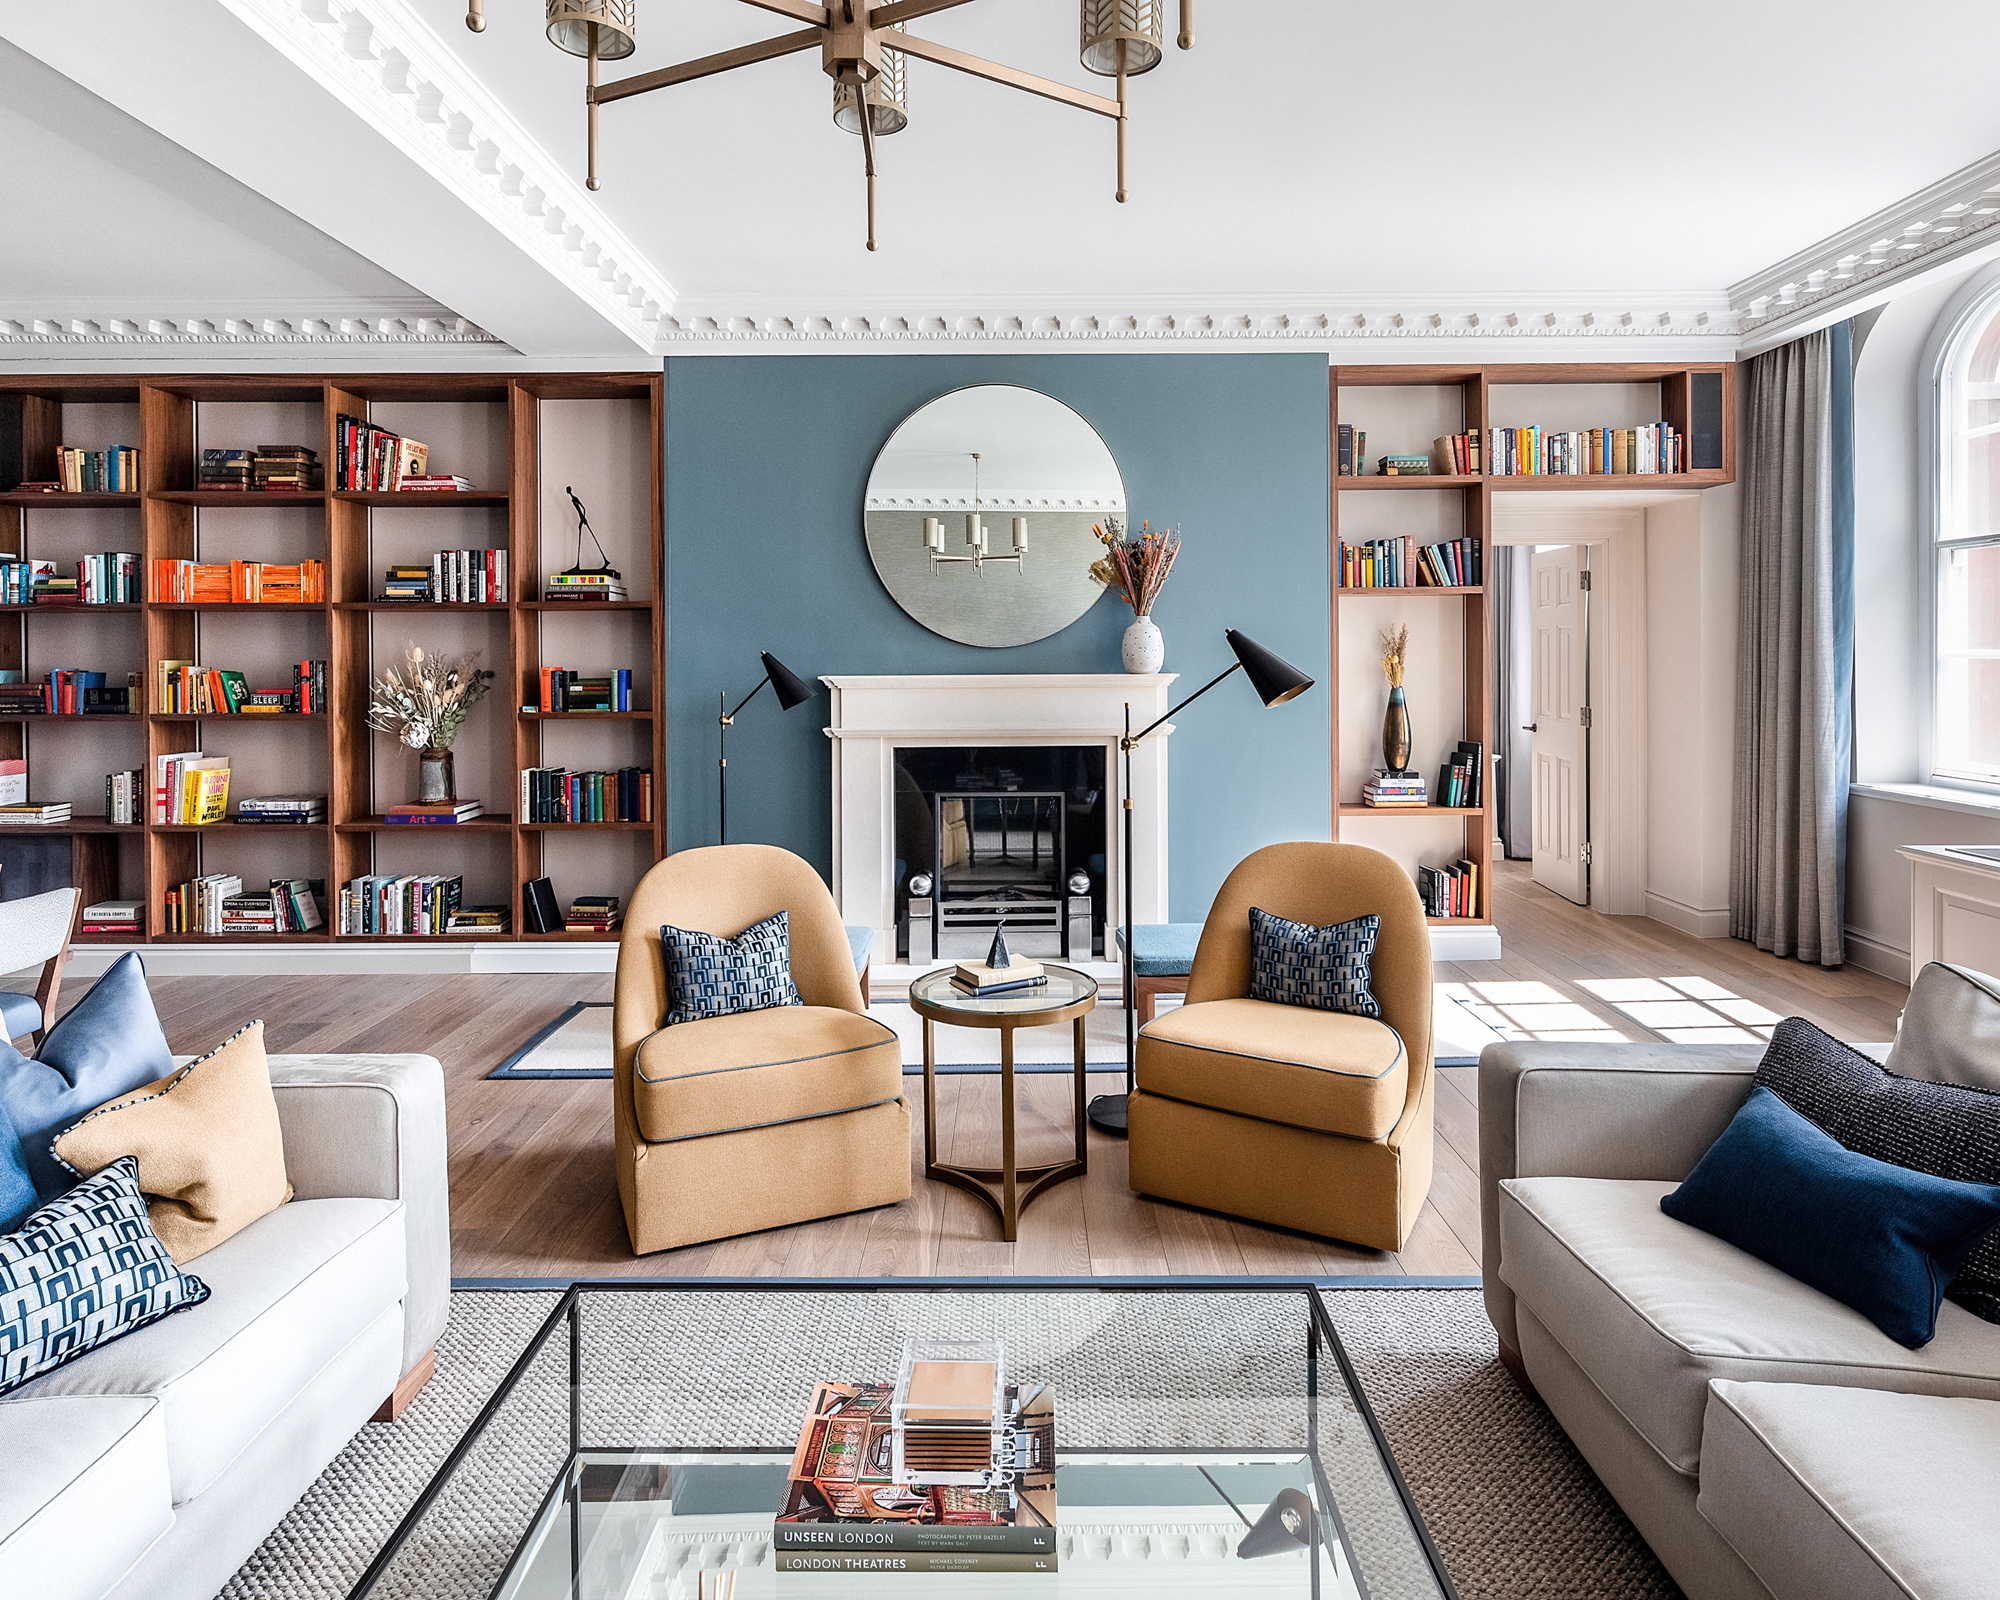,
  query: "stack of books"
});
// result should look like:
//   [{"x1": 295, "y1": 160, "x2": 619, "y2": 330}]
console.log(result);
[
  {"x1": 379, "y1": 565, "x2": 433, "y2": 603},
  {"x1": 383, "y1": 800, "x2": 484, "y2": 825},
  {"x1": 1376, "y1": 454, "x2": 1432, "y2": 476},
  {"x1": 154, "y1": 753, "x2": 230, "y2": 824},
  {"x1": 565, "y1": 895, "x2": 621, "y2": 934},
  {"x1": 445, "y1": 905, "x2": 510, "y2": 935},
  {"x1": 1436, "y1": 740, "x2": 1485, "y2": 808},
  {"x1": 334, "y1": 416, "x2": 429, "y2": 491},
  {"x1": 1362, "y1": 770, "x2": 1428, "y2": 807},
  {"x1": 33, "y1": 571, "x2": 79, "y2": 605},
  {"x1": 218, "y1": 880, "x2": 325, "y2": 935},
  {"x1": 1418, "y1": 860, "x2": 1480, "y2": 919},
  {"x1": 0, "y1": 800, "x2": 72, "y2": 826},
  {"x1": 0, "y1": 678, "x2": 47, "y2": 716},
  {"x1": 543, "y1": 572, "x2": 628, "y2": 603},
  {"x1": 56, "y1": 446, "x2": 139, "y2": 493},
  {"x1": 150, "y1": 559, "x2": 325, "y2": 603},
  {"x1": 163, "y1": 874, "x2": 241, "y2": 933},
  {"x1": 252, "y1": 446, "x2": 321, "y2": 491},
  {"x1": 1487, "y1": 422, "x2": 1683, "y2": 477},
  {"x1": 81, "y1": 900, "x2": 141, "y2": 936},
  {"x1": 1431, "y1": 432, "x2": 1484, "y2": 475},
  {"x1": 200, "y1": 449, "x2": 255, "y2": 490},
  {"x1": 1335, "y1": 423, "x2": 1368, "y2": 477},
  {"x1": 535, "y1": 668, "x2": 633, "y2": 712},
  {"x1": 78, "y1": 553, "x2": 141, "y2": 604},
  {"x1": 337, "y1": 873, "x2": 464, "y2": 936},
  {"x1": 1340, "y1": 536, "x2": 1482, "y2": 588},
  {"x1": 426, "y1": 549, "x2": 505, "y2": 603},
  {"x1": 519, "y1": 766, "x2": 652, "y2": 823},
  {"x1": 30, "y1": 671, "x2": 129, "y2": 715},
  {"x1": 0, "y1": 559, "x2": 37, "y2": 604},
  {"x1": 951, "y1": 957, "x2": 1047, "y2": 998},
  {"x1": 237, "y1": 794, "x2": 328, "y2": 825},
  {"x1": 104, "y1": 768, "x2": 145, "y2": 824},
  {"x1": 398, "y1": 474, "x2": 475, "y2": 492}
]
